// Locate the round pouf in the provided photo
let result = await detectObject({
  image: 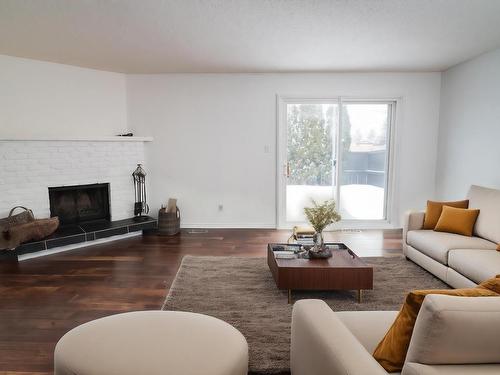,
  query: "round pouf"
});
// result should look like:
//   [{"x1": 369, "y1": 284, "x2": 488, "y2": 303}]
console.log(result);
[{"x1": 54, "y1": 311, "x2": 248, "y2": 375}]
